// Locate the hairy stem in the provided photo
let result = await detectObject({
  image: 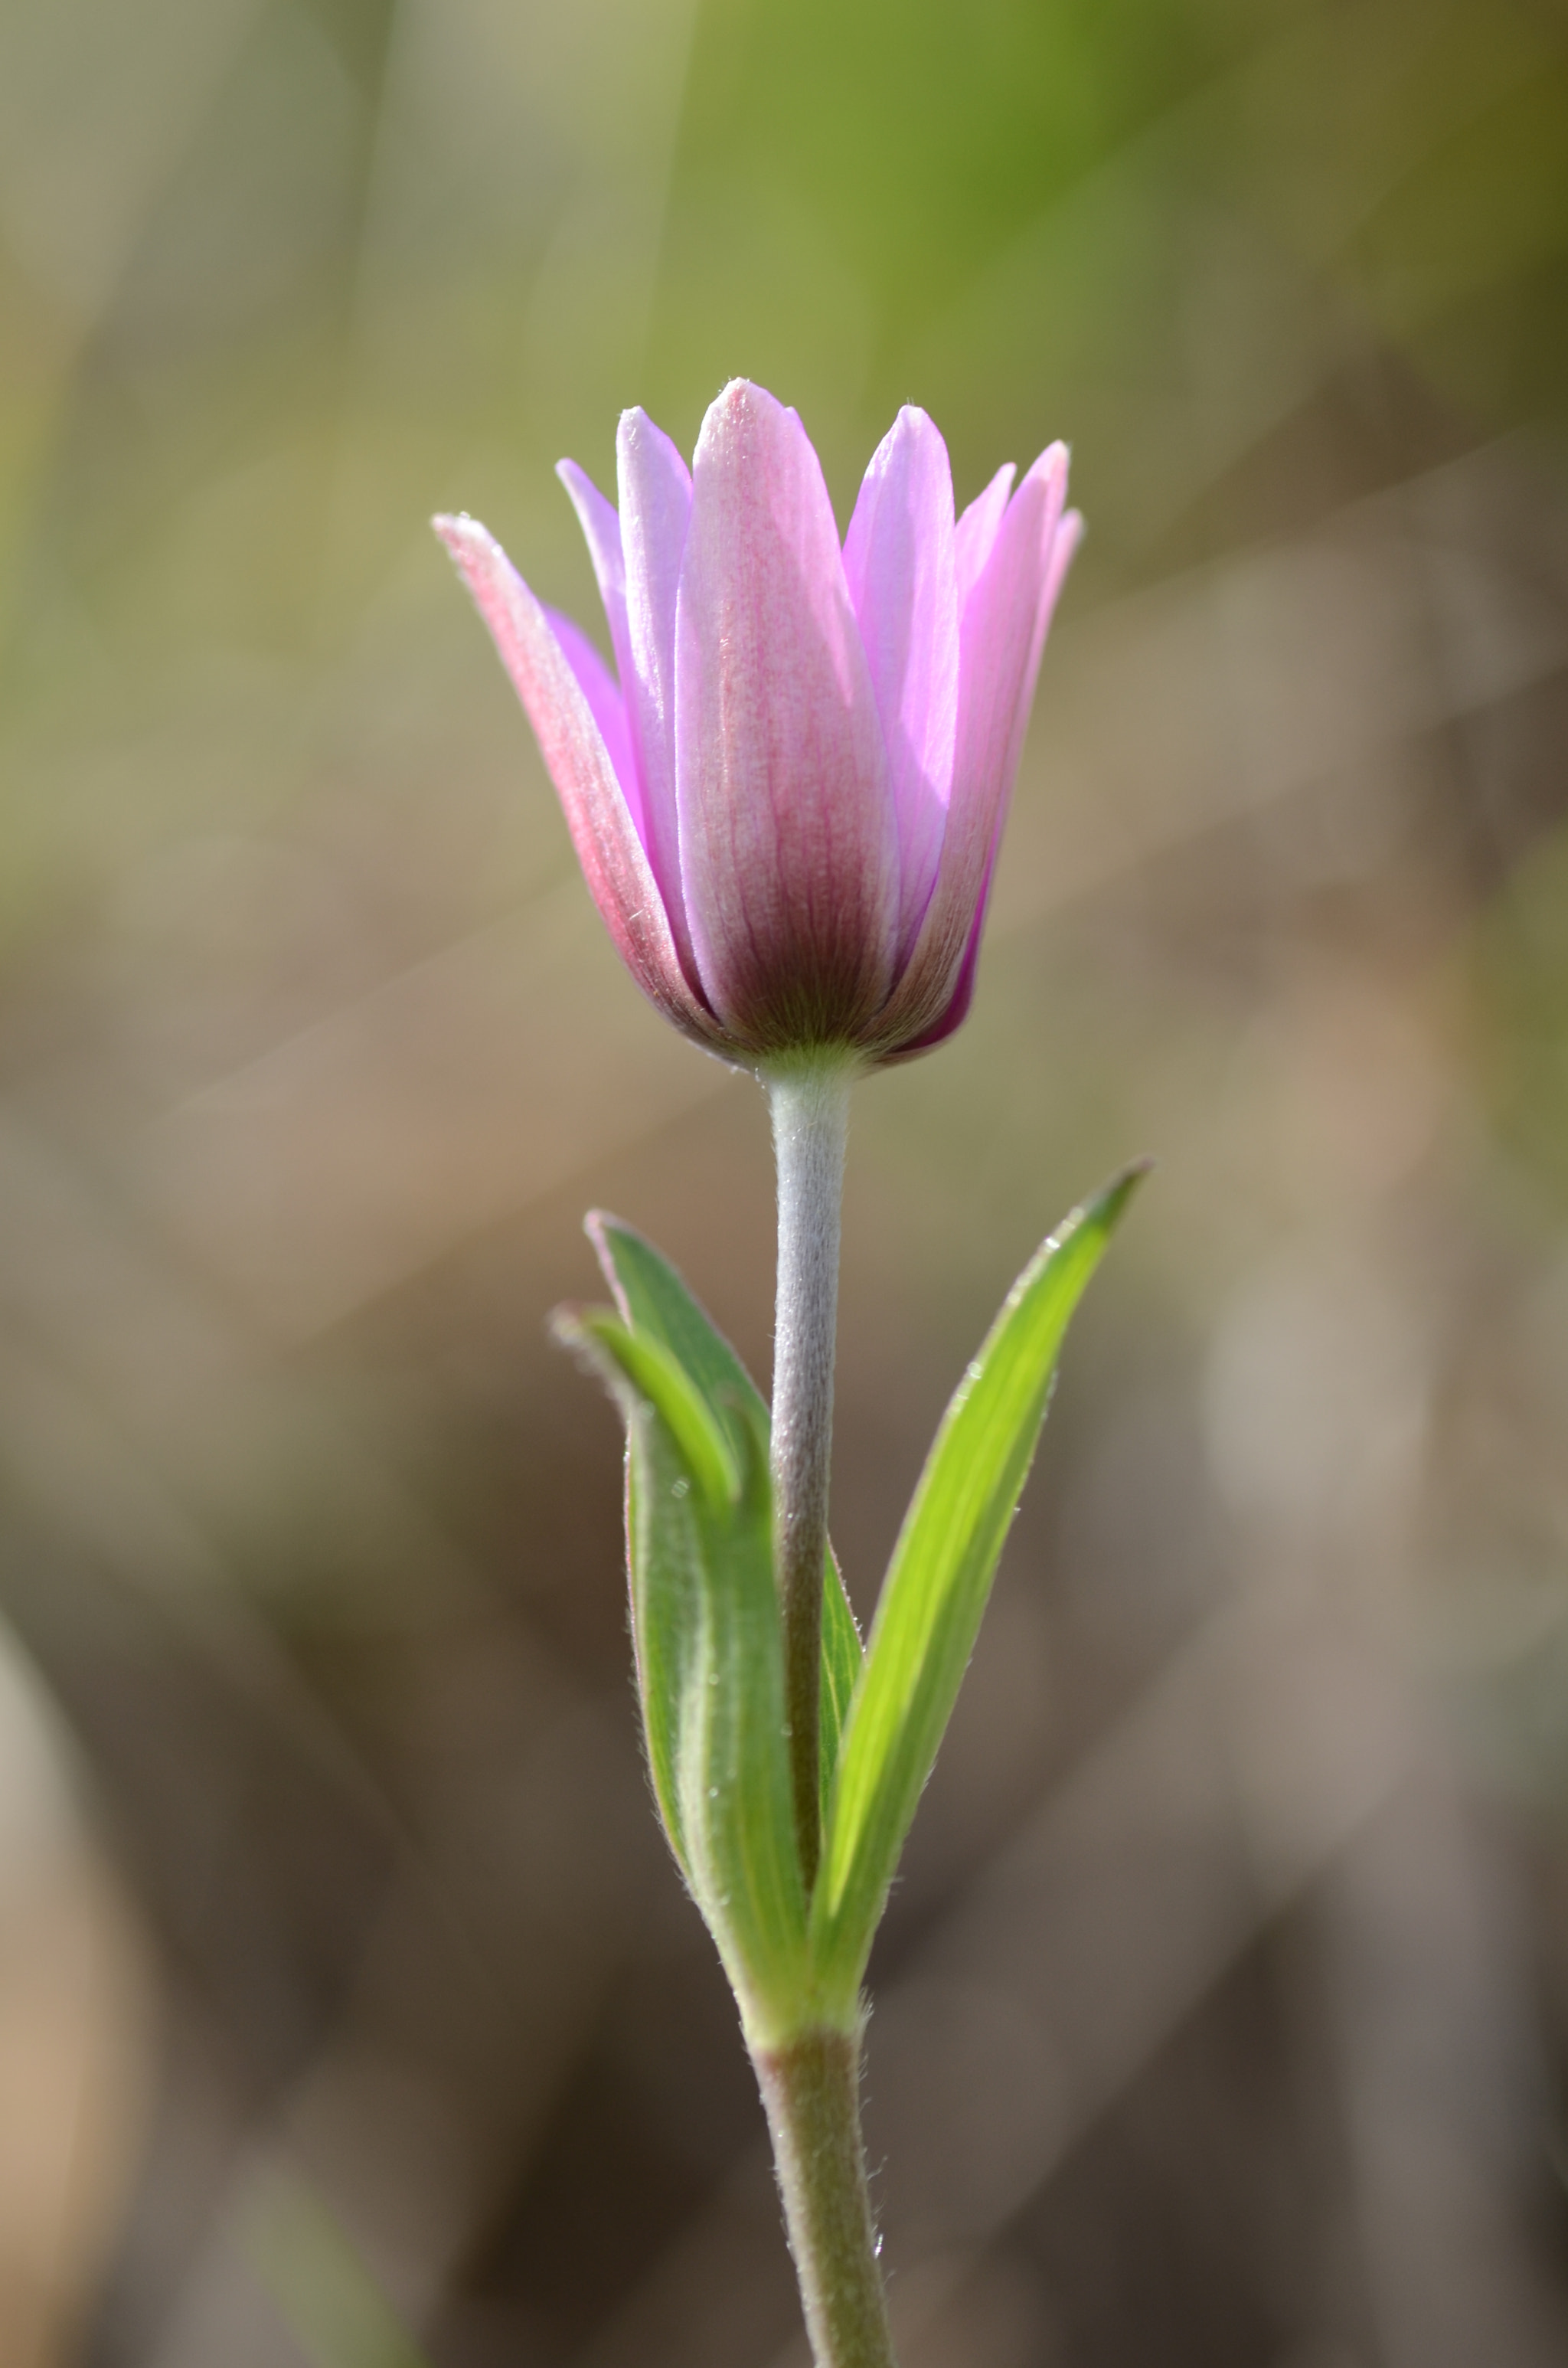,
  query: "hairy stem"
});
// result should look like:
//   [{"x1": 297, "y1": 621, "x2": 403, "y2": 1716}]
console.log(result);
[
  {"x1": 753, "y1": 2027, "x2": 897, "y2": 2368},
  {"x1": 767, "y1": 1055, "x2": 853, "y2": 1897}
]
